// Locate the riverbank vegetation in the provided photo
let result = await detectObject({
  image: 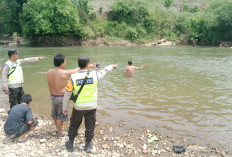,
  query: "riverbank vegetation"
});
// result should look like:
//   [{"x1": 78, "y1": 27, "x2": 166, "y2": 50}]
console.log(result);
[{"x1": 0, "y1": 0, "x2": 231, "y2": 46}]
